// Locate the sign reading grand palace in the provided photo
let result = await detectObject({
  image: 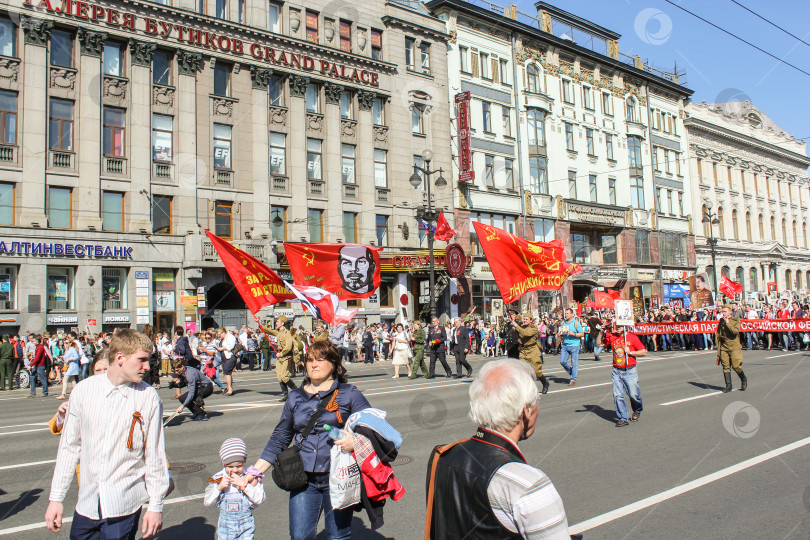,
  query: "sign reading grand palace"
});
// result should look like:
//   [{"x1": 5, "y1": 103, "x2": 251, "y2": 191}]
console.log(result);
[{"x1": 22, "y1": 0, "x2": 381, "y2": 86}]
